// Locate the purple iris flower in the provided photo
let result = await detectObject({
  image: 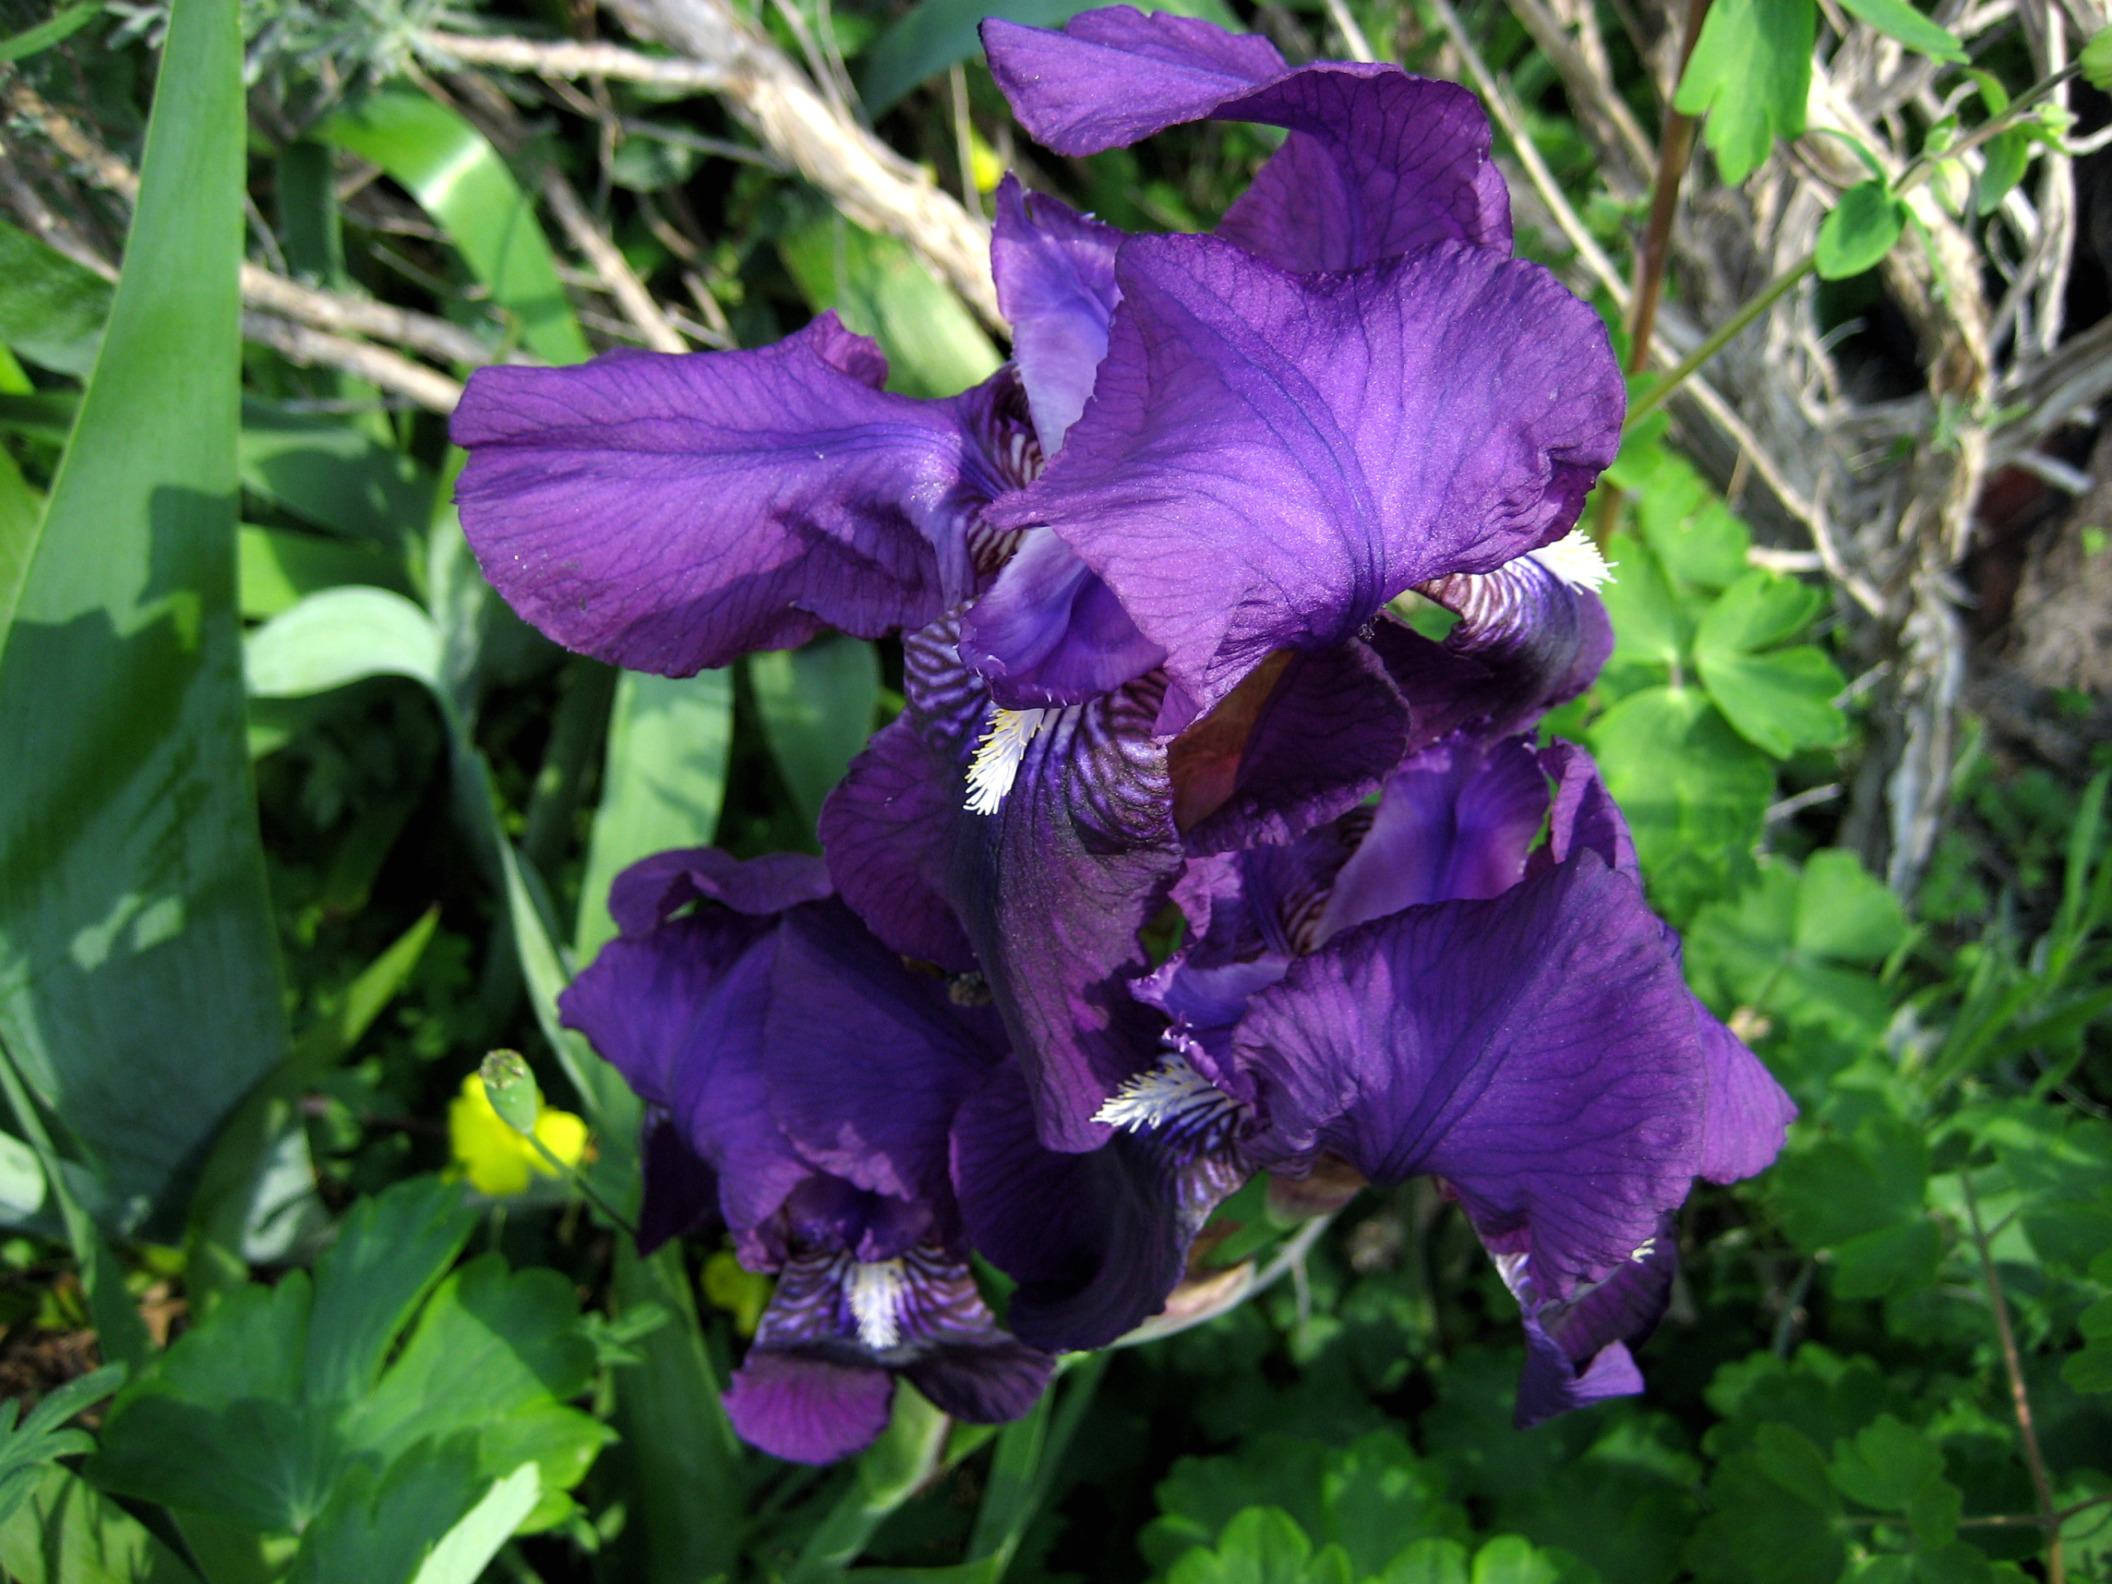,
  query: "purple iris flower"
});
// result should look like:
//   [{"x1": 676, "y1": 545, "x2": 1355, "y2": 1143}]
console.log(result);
[
  {"x1": 1108, "y1": 740, "x2": 1796, "y2": 1424},
  {"x1": 558, "y1": 848, "x2": 1053, "y2": 1462},
  {"x1": 450, "y1": 6, "x2": 1622, "y2": 736}
]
